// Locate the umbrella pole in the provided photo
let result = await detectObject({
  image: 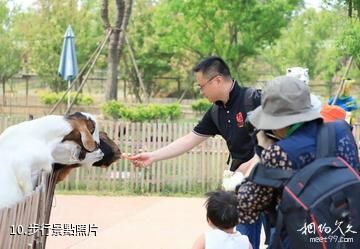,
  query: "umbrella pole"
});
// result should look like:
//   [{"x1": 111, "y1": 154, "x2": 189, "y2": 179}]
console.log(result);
[{"x1": 68, "y1": 80, "x2": 71, "y2": 109}]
